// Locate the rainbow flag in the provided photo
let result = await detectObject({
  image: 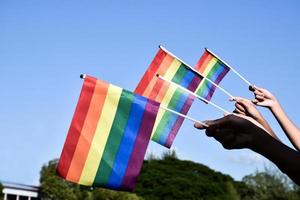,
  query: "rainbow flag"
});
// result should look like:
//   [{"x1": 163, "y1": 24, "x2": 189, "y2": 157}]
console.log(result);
[
  {"x1": 57, "y1": 75, "x2": 159, "y2": 191},
  {"x1": 135, "y1": 48, "x2": 202, "y2": 148},
  {"x1": 194, "y1": 49, "x2": 230, "y2": 101}
]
